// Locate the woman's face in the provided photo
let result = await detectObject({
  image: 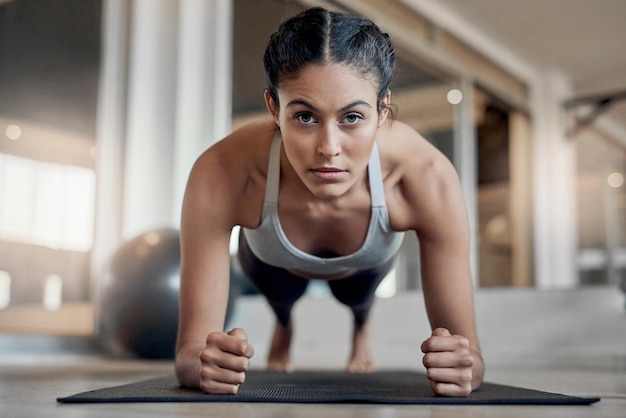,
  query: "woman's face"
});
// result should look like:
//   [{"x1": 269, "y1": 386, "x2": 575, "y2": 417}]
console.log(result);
[{"x1": 266, "y1": 62, "x2": 390, "y2": 200}]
